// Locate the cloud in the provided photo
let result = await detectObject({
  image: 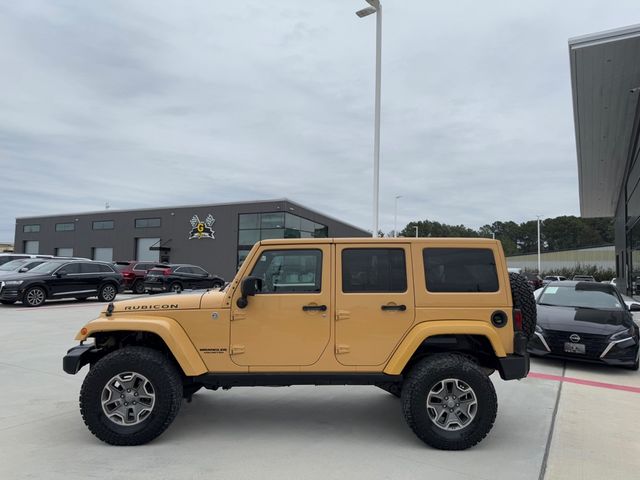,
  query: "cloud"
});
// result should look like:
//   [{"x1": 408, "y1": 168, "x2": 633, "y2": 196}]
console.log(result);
[{"x1": 0, "y1": 0, "x2": 637, "y2": 242}]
